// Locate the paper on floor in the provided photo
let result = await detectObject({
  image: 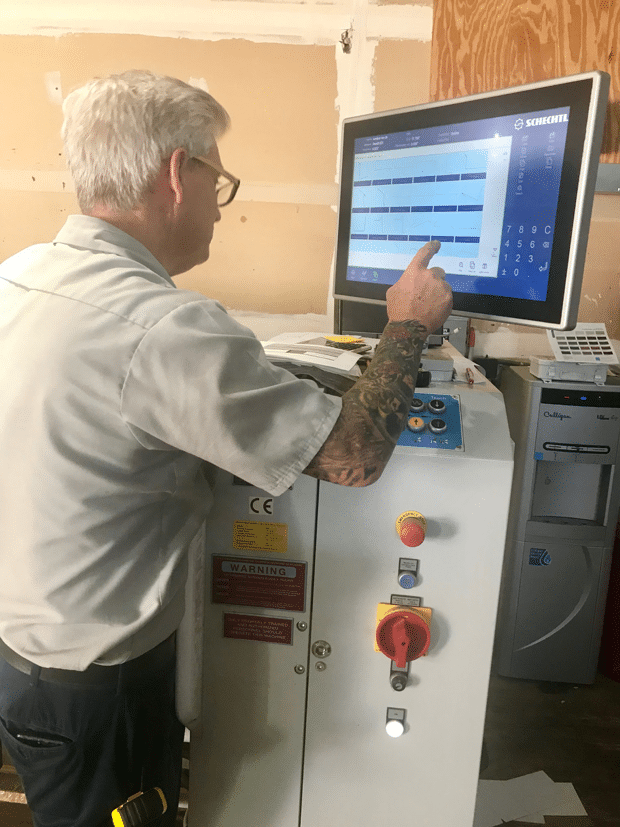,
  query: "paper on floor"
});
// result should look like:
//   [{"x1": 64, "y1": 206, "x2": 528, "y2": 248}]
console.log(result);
[{"x1": 474, "y1": 771, "x2": 587, "y2": 827}]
